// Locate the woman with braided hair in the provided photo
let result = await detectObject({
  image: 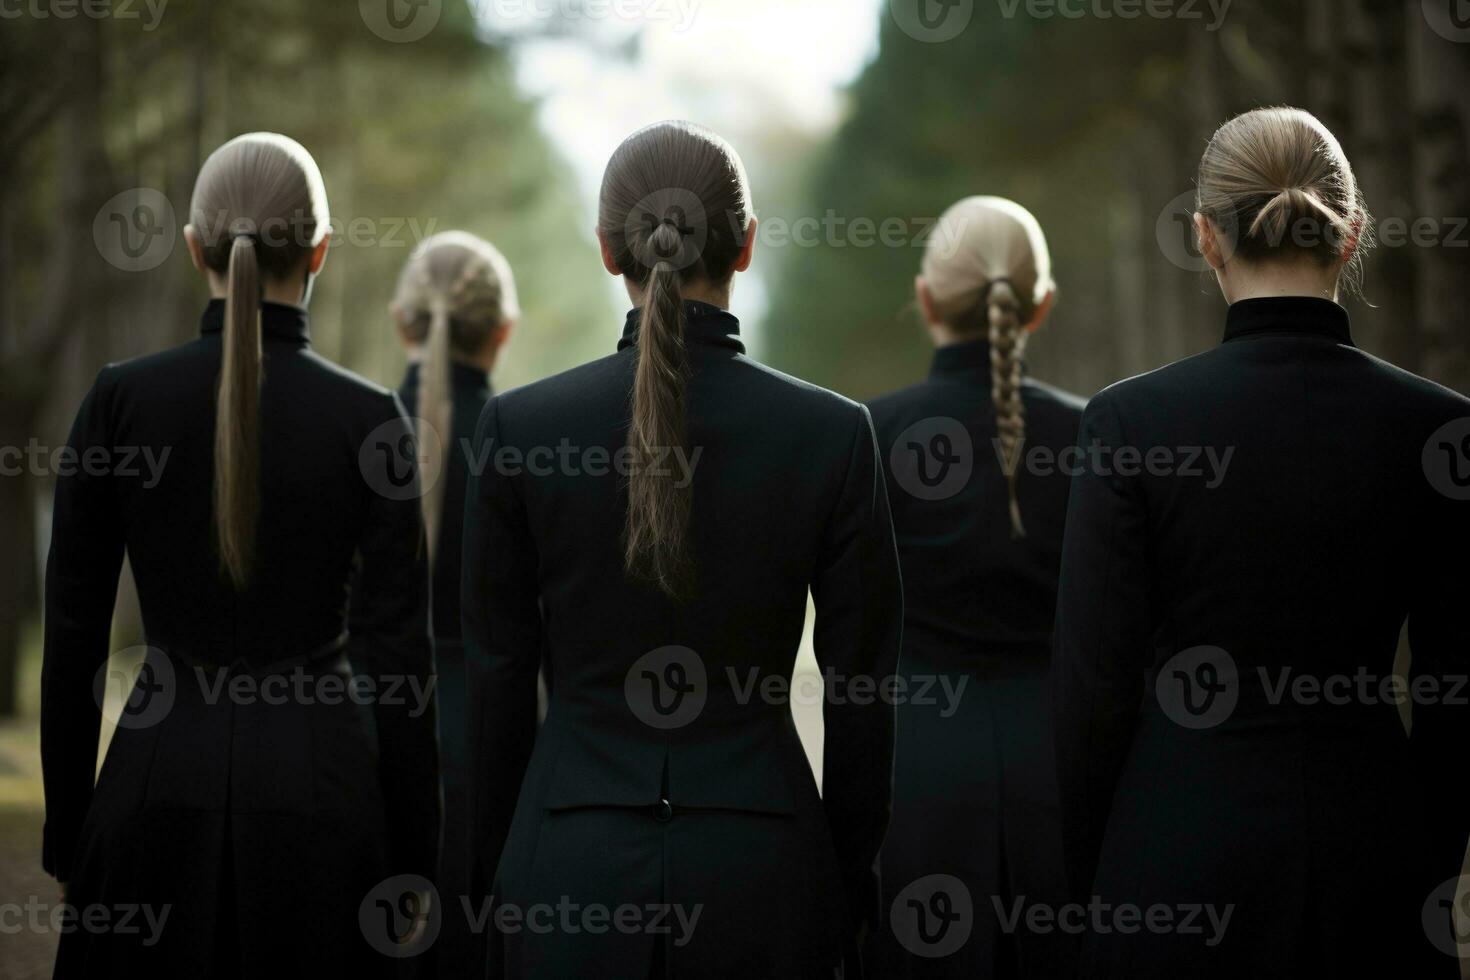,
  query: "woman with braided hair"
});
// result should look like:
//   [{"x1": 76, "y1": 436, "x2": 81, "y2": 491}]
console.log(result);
[
  {"x1": 462, "y1": 120, "x2": 902, "y2": 978},
  {"x1": 386, "y1": 229, "x2": 517, "y2": 978},
  {"x1": 867, "y1": 196, "x2": 1084, "y2": 978}
]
